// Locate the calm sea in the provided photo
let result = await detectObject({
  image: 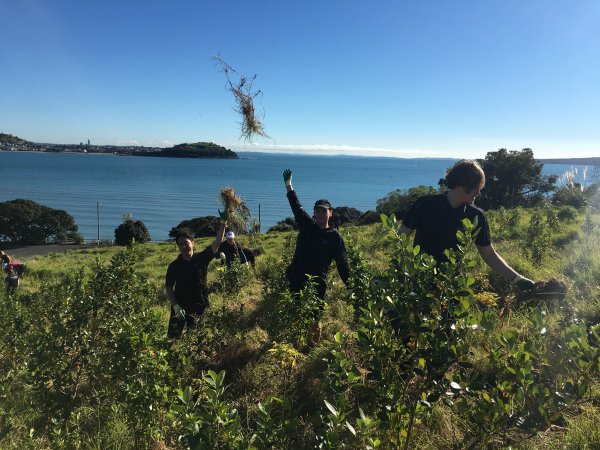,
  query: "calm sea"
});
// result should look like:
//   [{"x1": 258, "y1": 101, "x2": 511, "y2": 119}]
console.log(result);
[{"x1": 0, "y1": 151, "x2": 593, "y2": 241}]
